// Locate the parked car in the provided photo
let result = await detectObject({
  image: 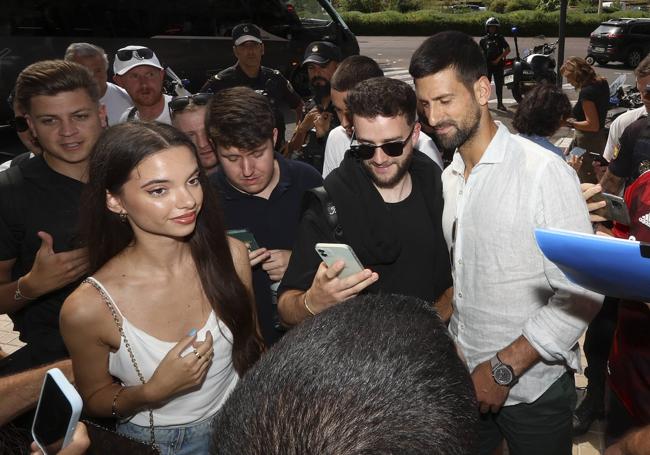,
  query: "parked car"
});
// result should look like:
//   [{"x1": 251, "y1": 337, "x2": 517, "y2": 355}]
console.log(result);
[
  {"x1": 0, "y1": 0, "x2": 358, "y2": 130},
  {"x1": 586, "y1": 18, "x2": 650, "y2": 68}
]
